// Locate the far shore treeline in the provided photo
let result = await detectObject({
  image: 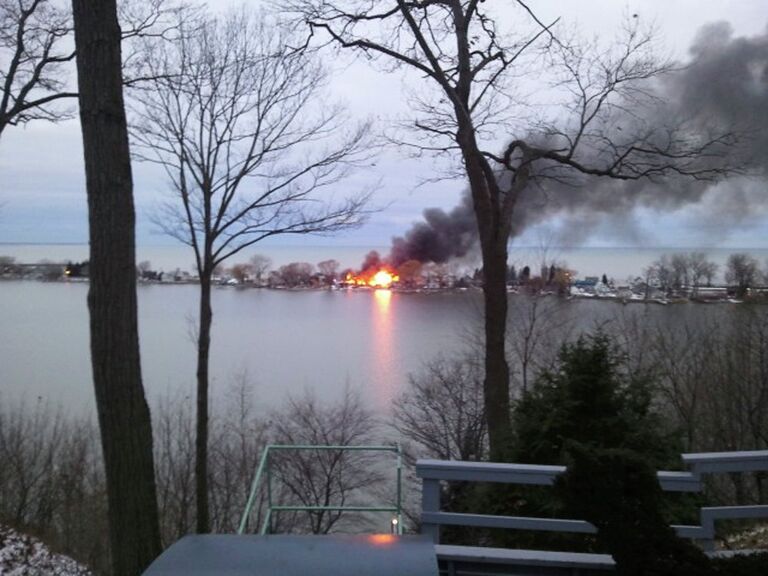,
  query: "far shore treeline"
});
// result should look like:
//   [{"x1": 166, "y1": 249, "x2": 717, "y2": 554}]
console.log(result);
[{"x1": 2, "y1": 250, "x2": 767, "y2": 302}]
